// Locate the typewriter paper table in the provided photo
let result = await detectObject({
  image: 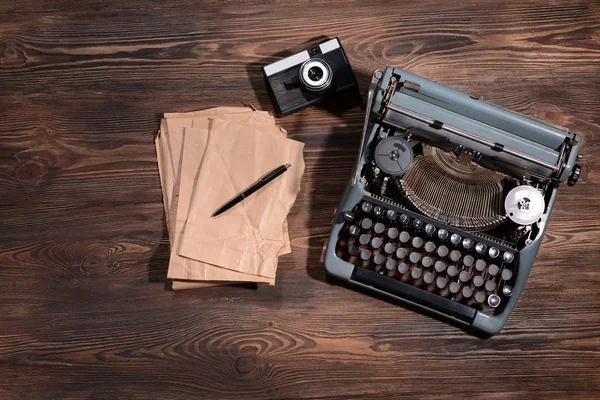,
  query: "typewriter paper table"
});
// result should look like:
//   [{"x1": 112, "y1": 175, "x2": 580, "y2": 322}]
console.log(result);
[{"x1": 0, "y1": 1, "x2": 598, "y2": 399}]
